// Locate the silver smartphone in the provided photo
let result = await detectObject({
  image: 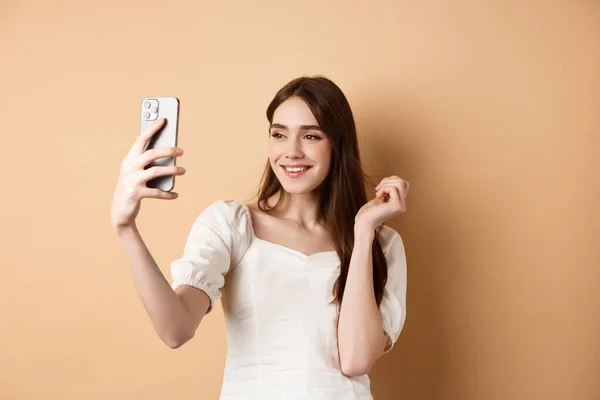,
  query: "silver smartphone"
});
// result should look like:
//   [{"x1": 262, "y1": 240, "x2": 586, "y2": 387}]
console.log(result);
[{"x1": 140, "y1": 97, "x2": 180, "y2": 192}]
